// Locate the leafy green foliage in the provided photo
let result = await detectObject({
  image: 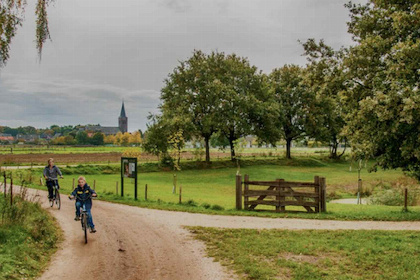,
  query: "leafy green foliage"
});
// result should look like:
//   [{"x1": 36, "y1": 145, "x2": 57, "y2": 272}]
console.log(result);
[
  {"x1": 342, "y1": 1, "x2": 420, "y2": 181},
  {"x1": 269, "y1": 65, "x2": 315, "y2": 159},
  {"x1": 301, "y1": 39, "x2": 348, "y2": 159},
  {"x1": 160, "y1": 50, "x2": 277, "y2": 162}
]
